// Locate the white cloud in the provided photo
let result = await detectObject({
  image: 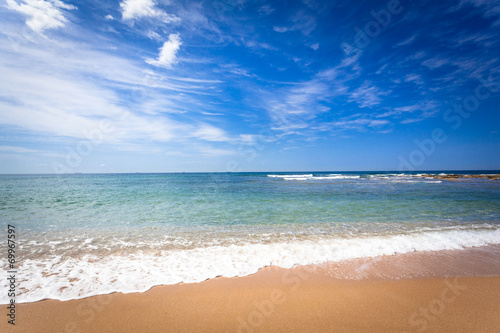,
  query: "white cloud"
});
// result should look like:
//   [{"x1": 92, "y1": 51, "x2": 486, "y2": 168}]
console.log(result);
[
  {"x1": 0, "y1": 146, "x2": 40, "y2": 153},
  {"x1": 120, "y1": 0, "x2": 180, "y2": 22},
  {"x1": 0, "y1": 61, "x2": 221, "y2": 145},
  {"x1": 310, "y1": 43, "x2": 319, "y2": 50},
  {"x1": 273, "y1": 26, "x2": 289, "y2": 33},
  {"x1": 400, "y1": 118, "x2": 425, "y2": 124},
  {"x1": 376, "y1": 101, "x2": 439, "y2": 119},
  {"x1": 201, "y1": 111, "x2": 224, "y2": 116},
  {"x1": 318, "y1": 117, "x2": 390, "y2": 133},
  {"x1": 241, "y1": 38, "x2": 276, "y2": 51},
  {"x1": 262, "y1": 50, "x2": 367, "y2": 136},
  {"x1": 375, "y1": 63, "x2": 388, "y2": 75},
  {"x1": 193, "y1": 124, "x2": 230, "y2": 142},
  {"x1": 450, "y1": 0, "x2": 500, "y2": 18},
  {"x1": 6, "y1": 0, "x2": 76, "y2": 34},
  {"x1": 262, "y1": 80, "x2": 330, "y2": 136},
  {"x1": 404, "y1": 73, "x2": 424, "y2": 85},
  {"x1": 0, "y1": 25, "x2": 229, "y2": 151},
  {"x1": 120, "y1": 0, "x2": 158, "y2": 20},
  {"x1": 422, "y1": 56, "x2": 449, "y2": 69},
  {"x1": 146, "y1": 30, "x2": 162, "y2": 41},
  {"x1": 146, "y1": 33, "x2": 182, "y2": 69},
  {"x1": 196, "y1": 145, "x2": 236, "y2": 156},
  {"x1": 272, "y1": 11, "x2": 316, "y2": 35},
  {"x1": 452, "y1": 32, "x2": 494, "y2": 47},
  {"x1": 217, "y1": 63, "x2": 253, "y2": 77},
  {"x1": 105, "y1": 14, "x2": 114, "y2": 20},
  {"x1": 348, "y1": 81, "x2": 390, "y2": 108},
  {"x1": 368, "y1": 119, "x2": 389, "y2": 127},
  {"x1": 394, "y1": 34, "x2": 417, "y2": 47},
  {"x1": 238, "y1": 134, "x2": 257, "y2": 144},
  {"x1": 0, "y1": 146, "x2": 65, "y2": 158},
  {"x1": 403, "y1": 51, "x2": 426, "y2": 63},
  {"x1": 318, "y1": 51, "x2": 361, "y2": 82},
  {"x1": 258, "y1": 5, "x2": 274, "y2": 16},
  {"x1": 291, "y1": 10, "x2": 316, "y2": 35}
]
